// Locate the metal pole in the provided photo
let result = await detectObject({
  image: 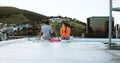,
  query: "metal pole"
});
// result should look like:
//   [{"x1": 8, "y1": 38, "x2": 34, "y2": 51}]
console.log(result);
[
  {"x1": 116, "y1": 24, "x2": 118, "y2": 39},
  {"x1": 109, "y1": 0, "x2": 112, "y2": 47}
]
